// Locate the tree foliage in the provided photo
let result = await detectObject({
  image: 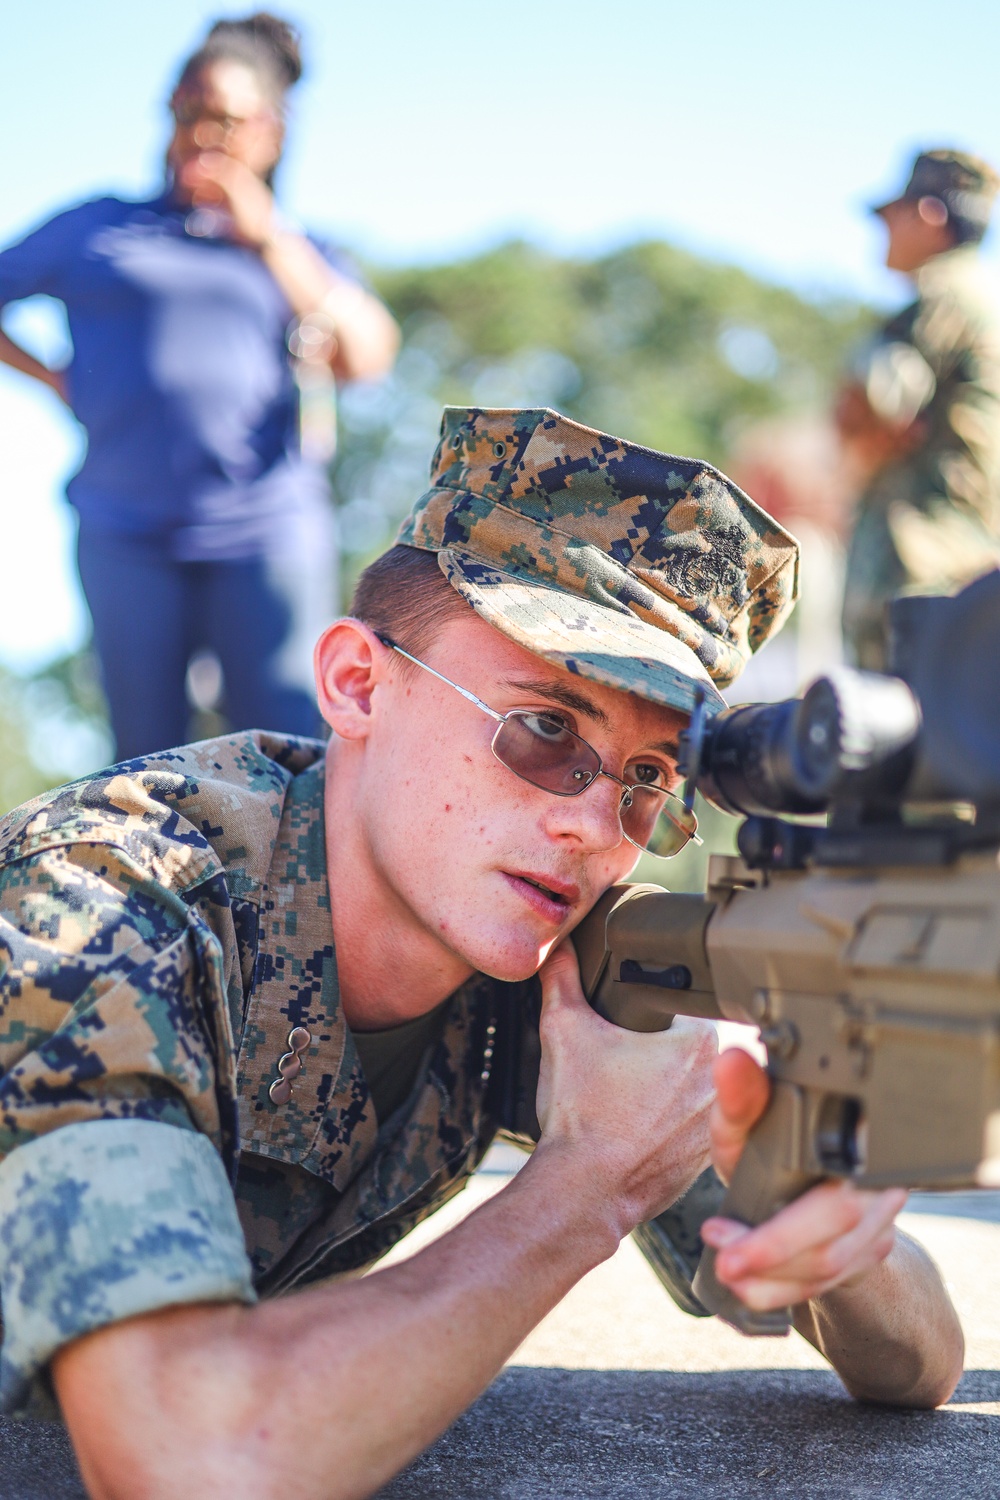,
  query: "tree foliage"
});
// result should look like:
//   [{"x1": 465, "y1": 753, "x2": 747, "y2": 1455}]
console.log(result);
[
  {"x1": 0, "y1": 652, "x2": 112, "y2": 815},
  {"x1": 333, "y1": 239, "x2": 870, "y2": 593}
]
